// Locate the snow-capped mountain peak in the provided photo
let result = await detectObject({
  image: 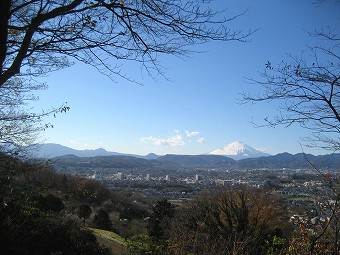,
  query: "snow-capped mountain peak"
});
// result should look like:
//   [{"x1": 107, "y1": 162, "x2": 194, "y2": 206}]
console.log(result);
[{"x1": 208, "y1": 141, "x2": 270, "y2": 160}]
